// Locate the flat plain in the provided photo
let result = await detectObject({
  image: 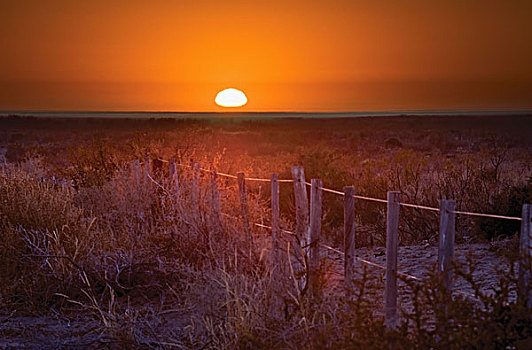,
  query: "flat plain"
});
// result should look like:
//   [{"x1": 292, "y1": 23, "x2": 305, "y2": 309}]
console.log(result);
[{"x1": 0, "y1": 114, "x2": 531, "y2": 348}]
